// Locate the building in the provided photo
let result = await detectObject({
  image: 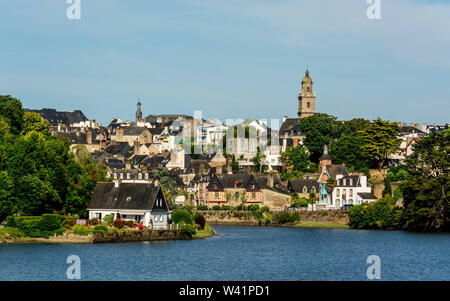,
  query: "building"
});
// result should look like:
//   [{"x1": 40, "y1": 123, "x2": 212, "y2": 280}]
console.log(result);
[
  {"x1": 332, "y1": 174, "x2": 375, "y2": 209},
  {"x1": 288, "y1": 179, "x2": 320, "y2": 199},
  {"x1": 206, "y1": 174, "x2": 290, "y2": 210},
  {"x1": 298, "y1": 69, "x2": 316, "y2": 119},
  {"x1": 88, "y1": 181, "x2": 171, "y2": 229}
]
